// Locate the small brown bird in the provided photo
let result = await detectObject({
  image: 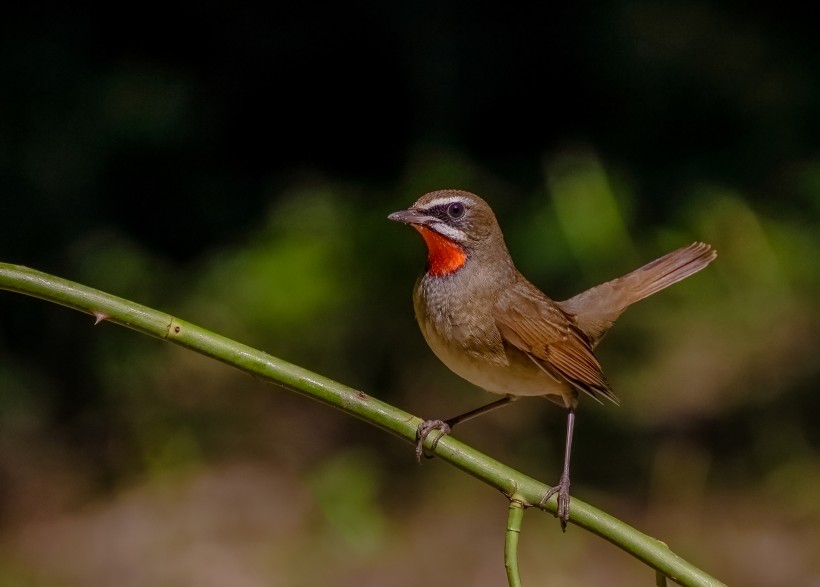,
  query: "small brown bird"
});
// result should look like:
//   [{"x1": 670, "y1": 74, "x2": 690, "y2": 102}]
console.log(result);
[{"x1": 389, "y1": 189, "x2": 716, "y2": 529}]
